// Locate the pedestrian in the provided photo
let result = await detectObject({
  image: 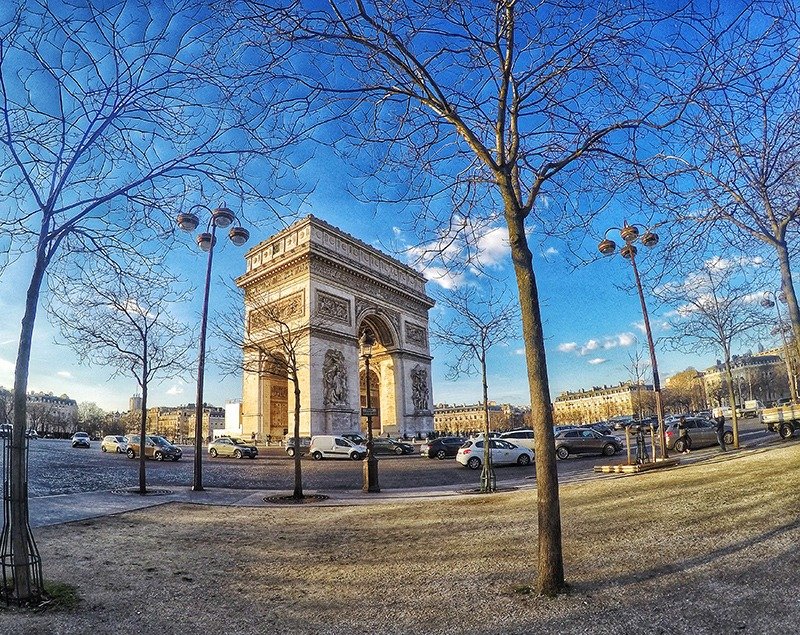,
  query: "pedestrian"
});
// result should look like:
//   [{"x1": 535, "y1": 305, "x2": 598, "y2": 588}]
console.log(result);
[
  {"x1": 715, "y1": 414, "x2": 727, "y2": 452},
  {"x1": 678, "y1": 416, "x2": 691, "y2": 454}
]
